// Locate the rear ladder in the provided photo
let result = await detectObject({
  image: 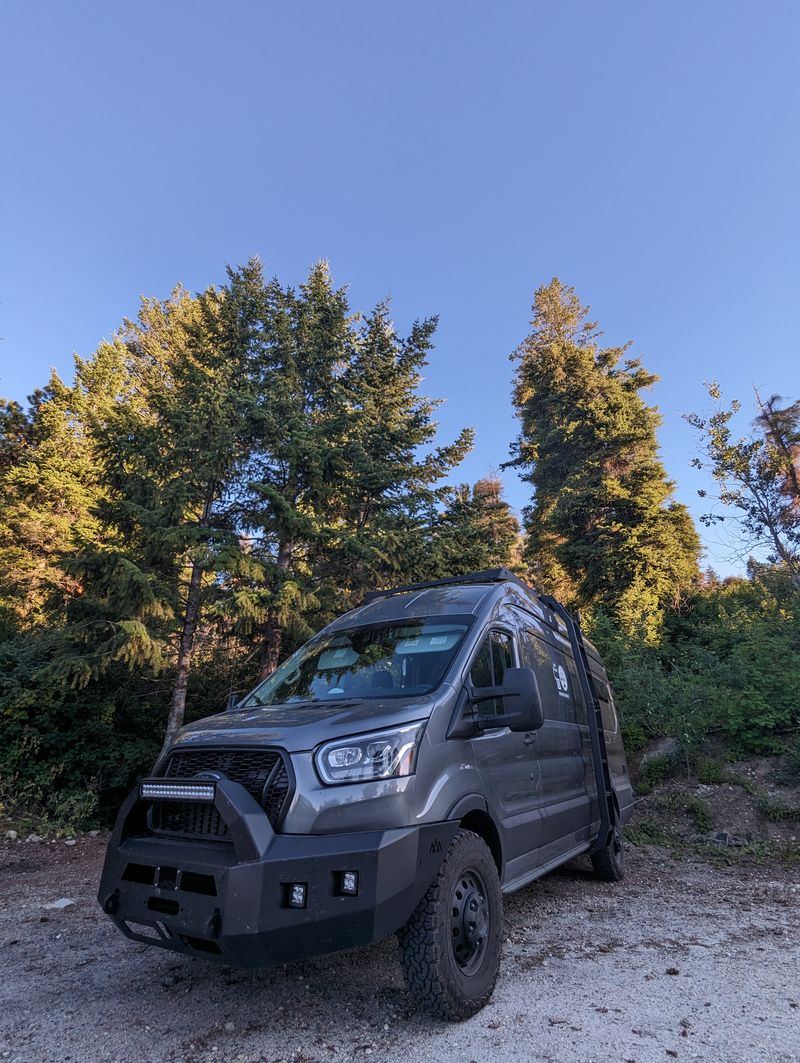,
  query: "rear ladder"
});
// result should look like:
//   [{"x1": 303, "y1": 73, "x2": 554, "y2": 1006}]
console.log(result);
[{"x1": 540, "y1": 595, "x2": 617, "y2": 854}]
